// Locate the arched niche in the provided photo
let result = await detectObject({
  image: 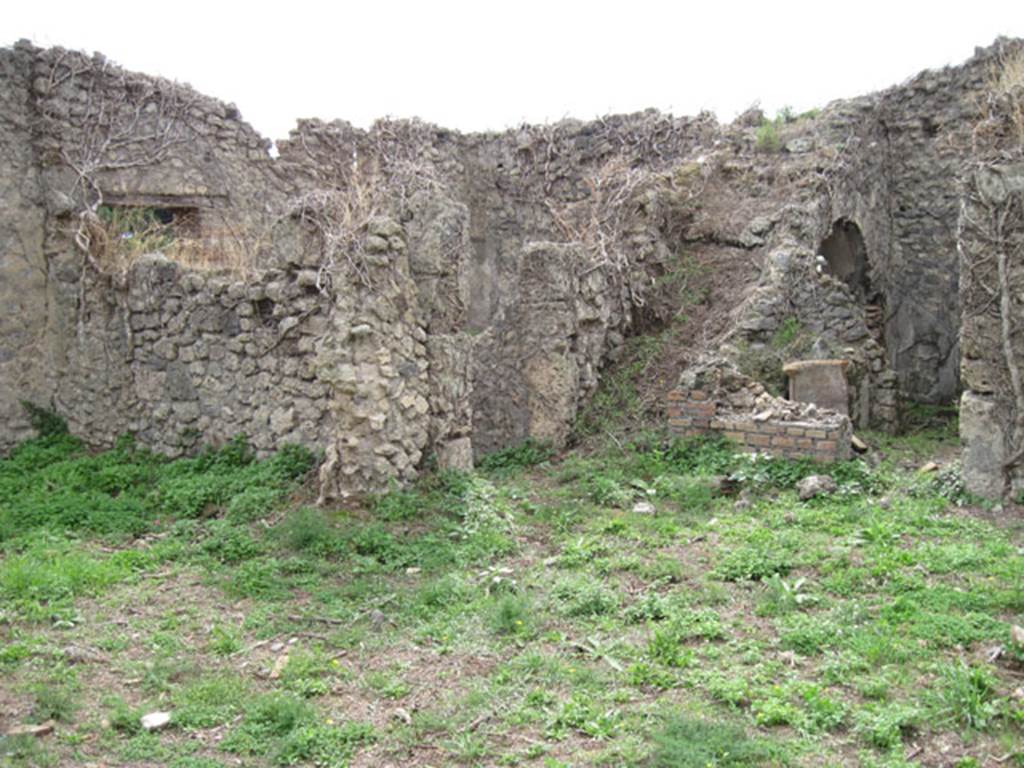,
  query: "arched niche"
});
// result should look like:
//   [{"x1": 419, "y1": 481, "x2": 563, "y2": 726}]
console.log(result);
[{"x1": 820, "y1": 218, "x2": 870, "y2": 301}]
